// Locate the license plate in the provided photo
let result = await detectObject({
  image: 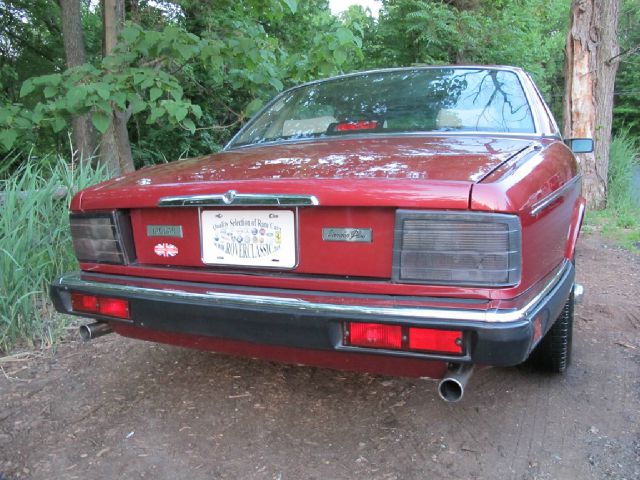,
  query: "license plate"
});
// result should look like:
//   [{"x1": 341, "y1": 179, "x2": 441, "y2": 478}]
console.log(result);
[{"x1": 201, "y1": 210, "x2": 296, "y2": 268}]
